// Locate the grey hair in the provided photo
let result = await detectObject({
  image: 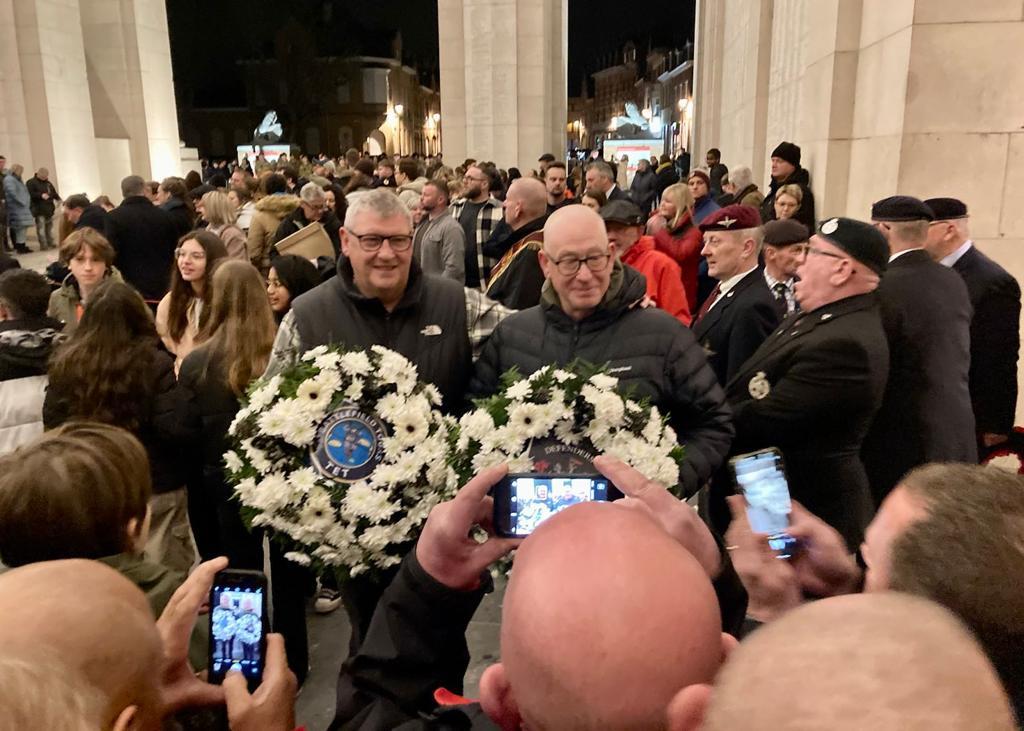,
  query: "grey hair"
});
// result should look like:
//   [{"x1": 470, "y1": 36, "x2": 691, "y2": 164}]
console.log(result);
[
  {"x1": 730, "y1": 165, "x2": 754, "y2": 191},
  {"x1": 121, "y1": 175, "x2": 145, "y2": 197},
  {"x1": 586, "y1": 161, "x2": 614, "y2": 181},
  {"x1": 299, "y1": 181, "x2": 326, "y2": 204},
  {"x1": 344, "y1": 188, "x2": 413, "y2": 229}
]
